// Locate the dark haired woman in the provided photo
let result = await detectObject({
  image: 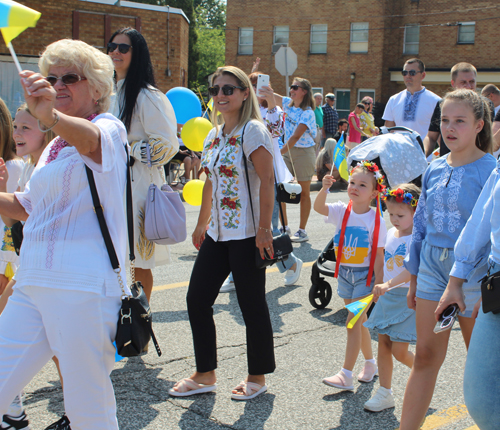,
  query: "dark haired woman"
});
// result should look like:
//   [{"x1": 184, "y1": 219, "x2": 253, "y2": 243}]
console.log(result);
[{"x1": 108, "y1": 28, "x2": 178, "y2": 304}]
